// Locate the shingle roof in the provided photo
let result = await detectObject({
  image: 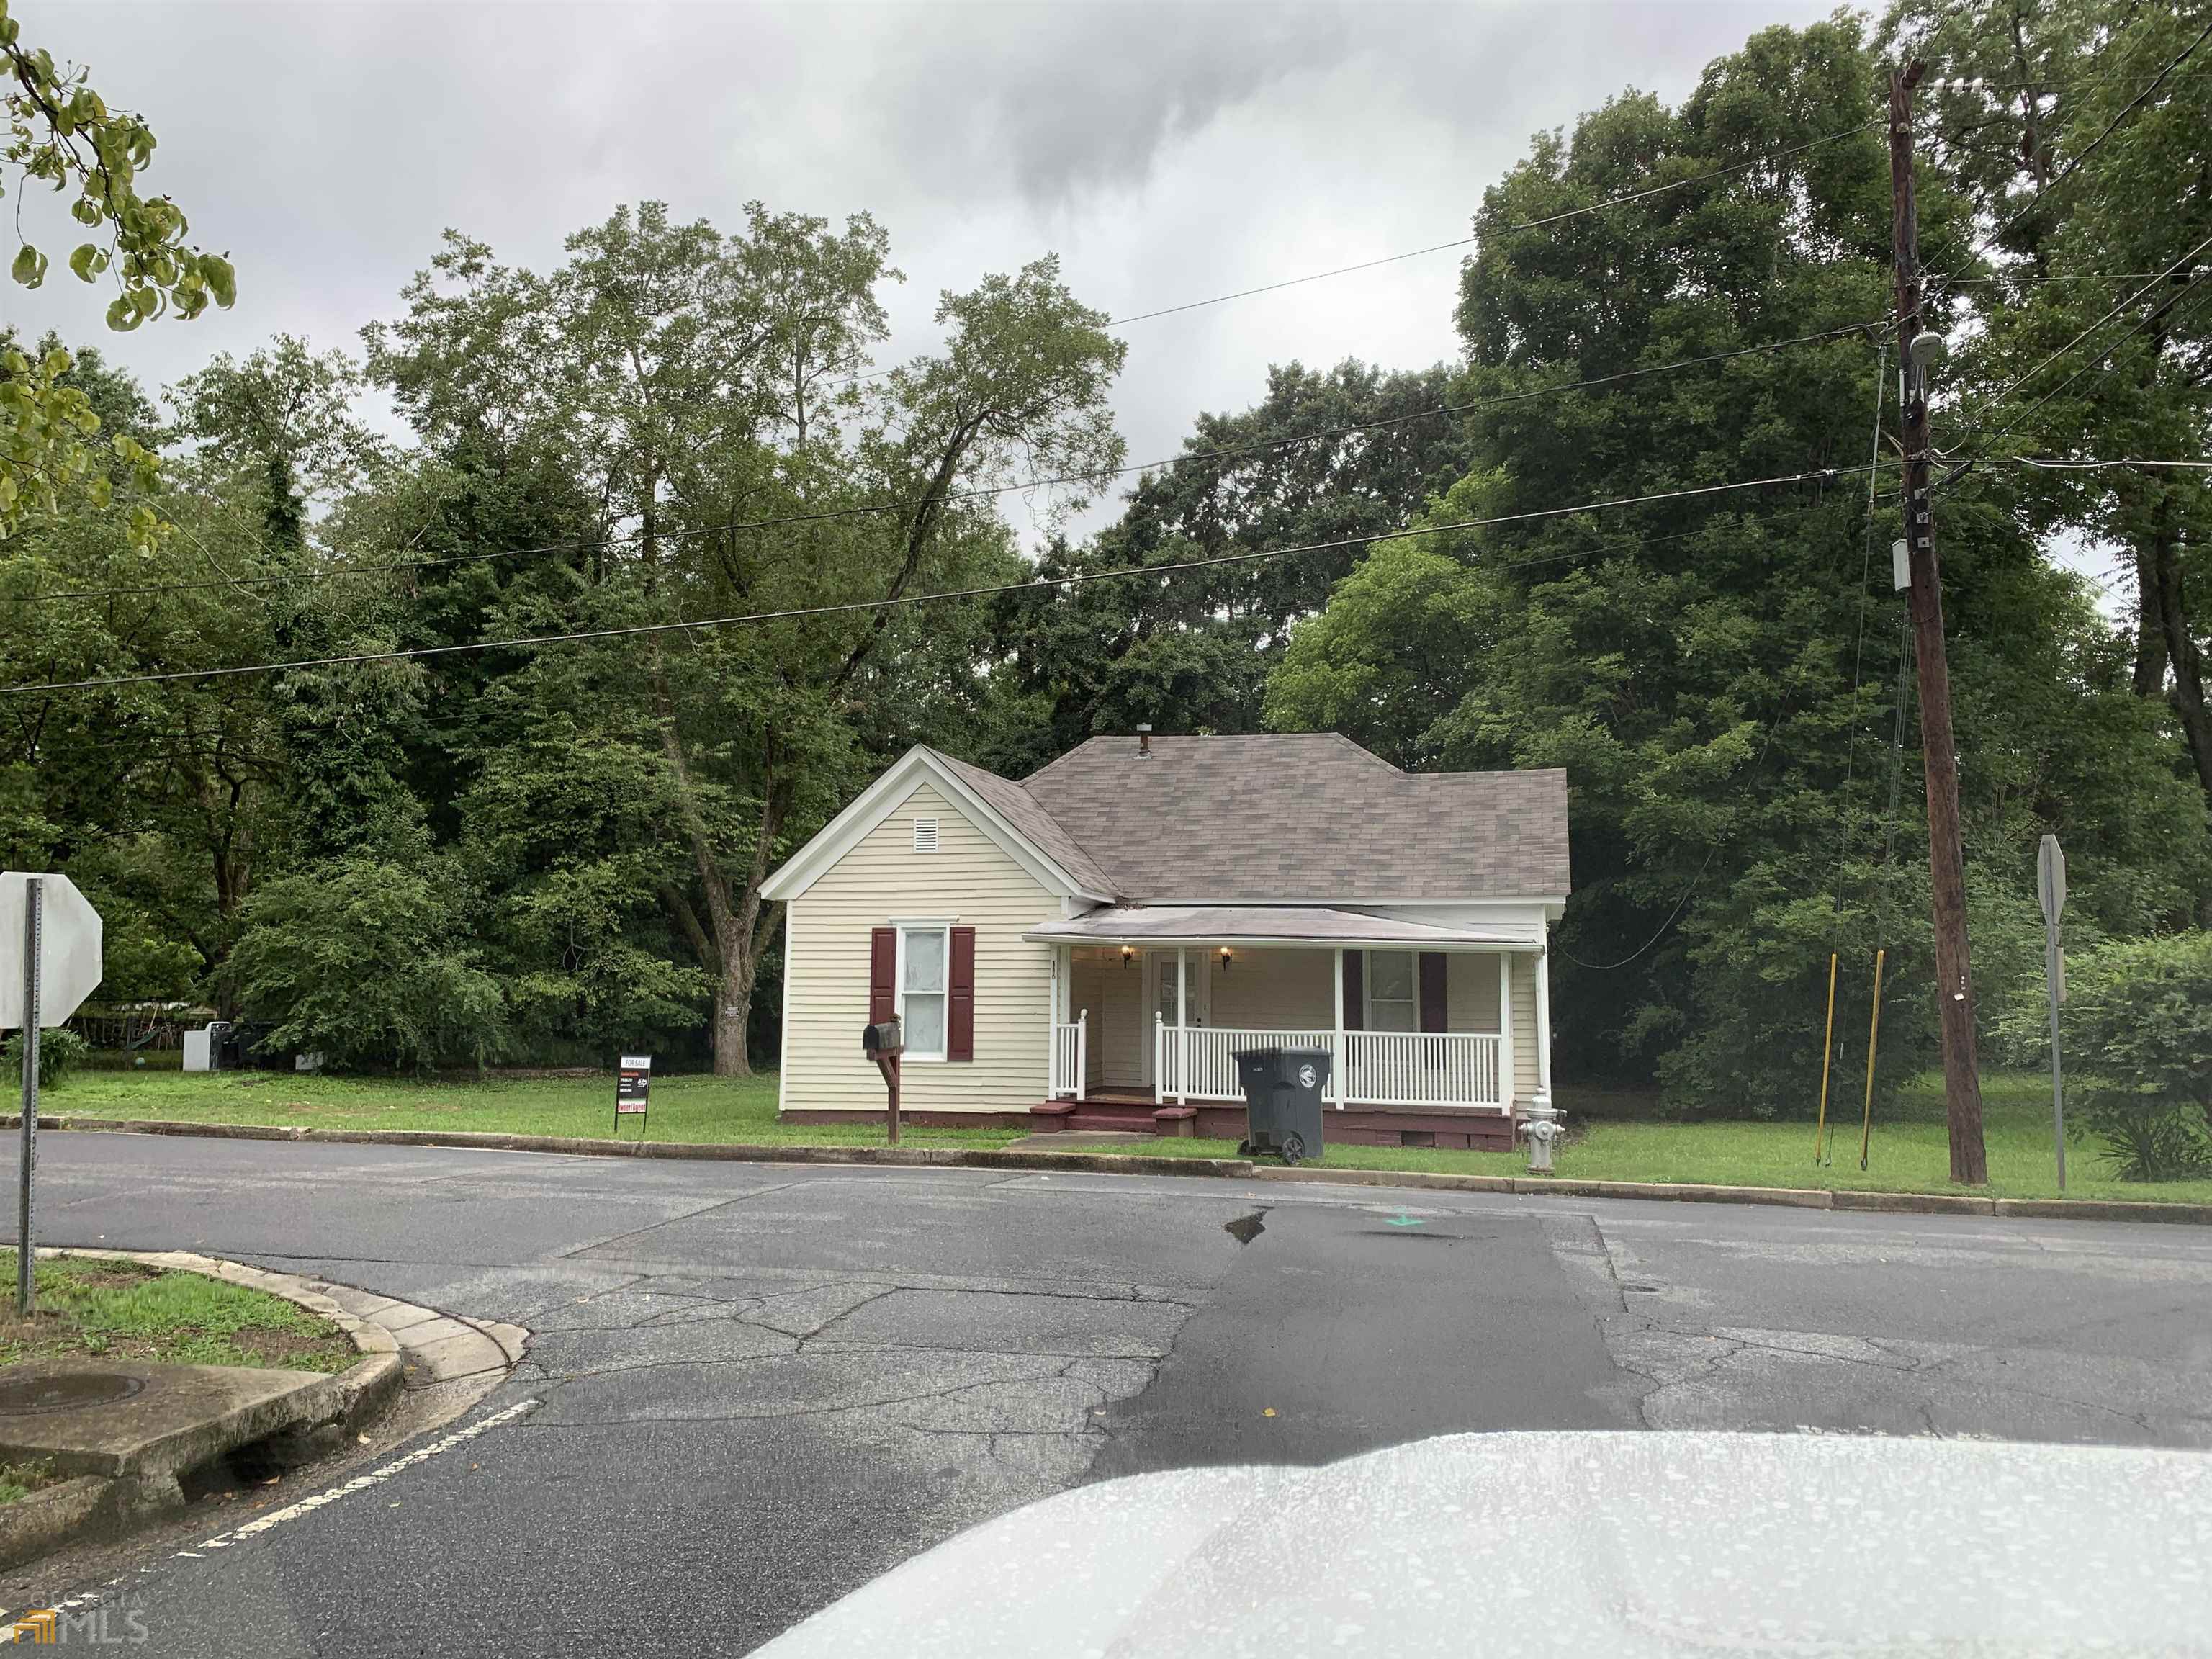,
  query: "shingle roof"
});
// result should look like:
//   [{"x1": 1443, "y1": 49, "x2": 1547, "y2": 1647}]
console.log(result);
[
  {"x1": 930, "y1": 749, "x2": 1121, "y2": 897},
  {"x1": 953, "y1": 734, "x2": 1569, "y2": 904},
  {"x1": 1025, "y1": 905, "x2": 1541, "y2": 945}
]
